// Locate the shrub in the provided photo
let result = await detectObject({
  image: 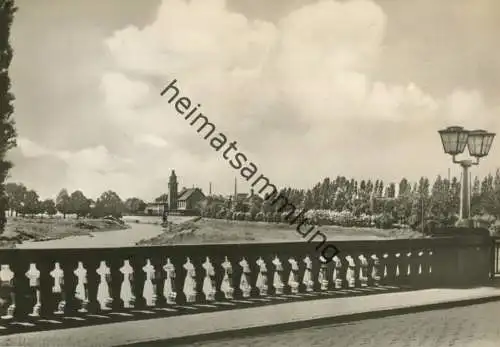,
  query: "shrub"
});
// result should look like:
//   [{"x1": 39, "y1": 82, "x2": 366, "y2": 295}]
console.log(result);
[
  {"x1": 488, "y1": 220, "x2": 500, "y2": 235},
  {"x1": 255, "y1": 212, "x2": 264, "y2": 222},
  {"x1": 264, "y1": 212, "x2": 273, "y2": 222},
  {"x1": 280, "y1": 212, "x2": 290, "y2": 223},
  {"x1": 373, "y1": 213, "x2": 394, "y2": 229}
]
